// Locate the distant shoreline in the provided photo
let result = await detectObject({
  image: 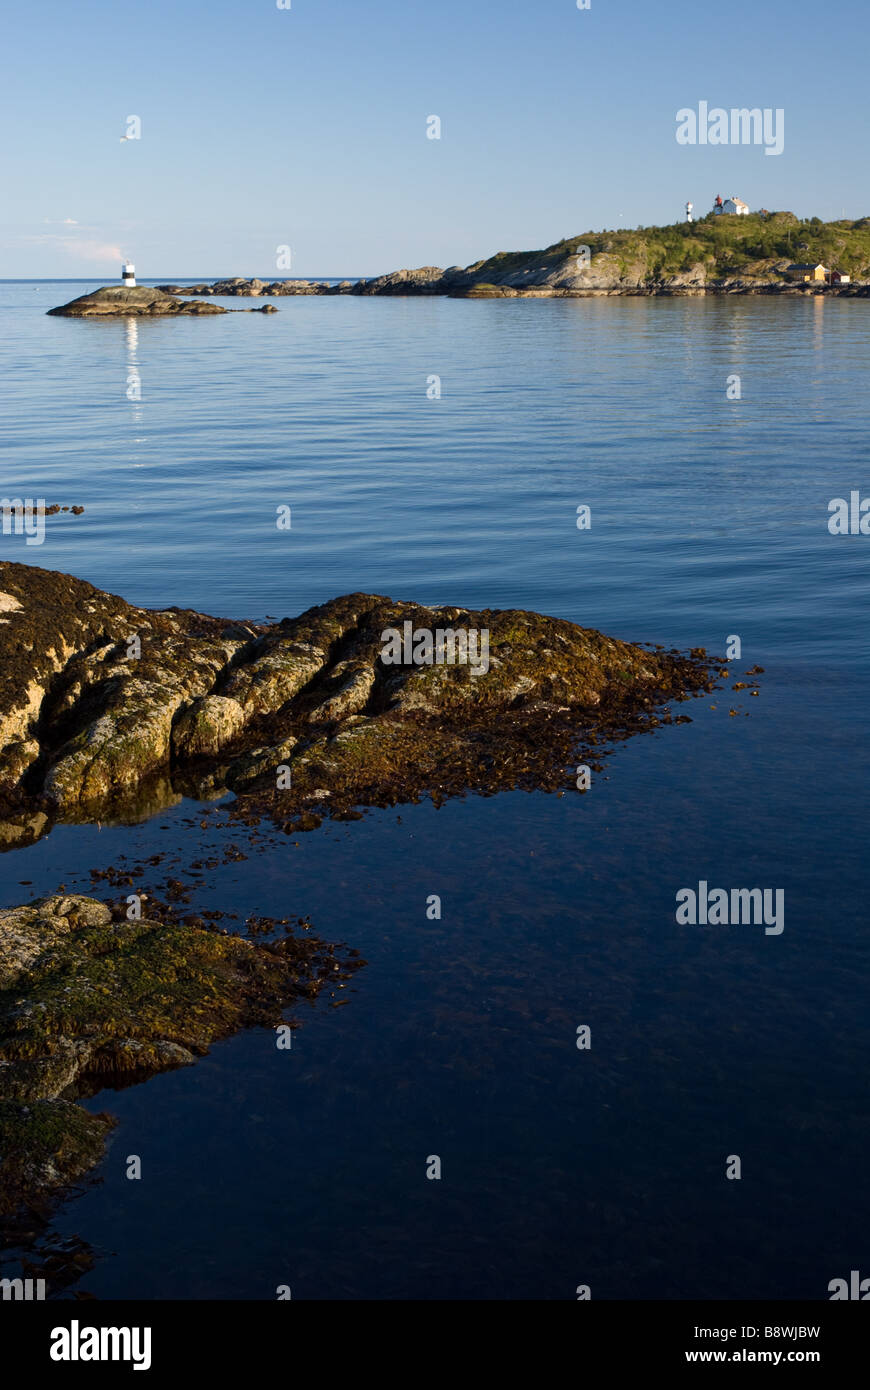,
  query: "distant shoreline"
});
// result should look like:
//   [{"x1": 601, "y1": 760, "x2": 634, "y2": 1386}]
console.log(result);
[
  {"x1": 155, "y1": 275, "x2": 870, "y2": 300},
  {"x1": 14, "y1": 276, "x2": 870, "y2": 300}
]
